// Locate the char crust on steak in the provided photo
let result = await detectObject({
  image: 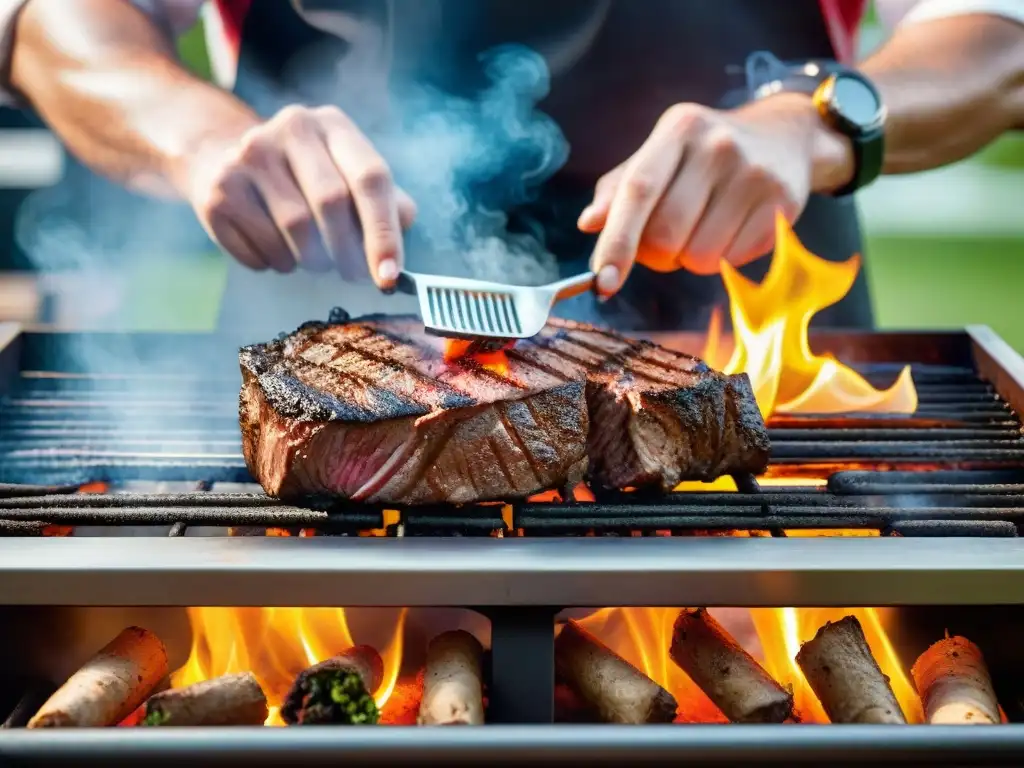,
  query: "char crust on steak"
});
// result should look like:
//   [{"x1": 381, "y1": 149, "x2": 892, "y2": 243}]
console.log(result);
[{"x1": 239, "y1": 314, "x2": 769, "y2": 503}]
